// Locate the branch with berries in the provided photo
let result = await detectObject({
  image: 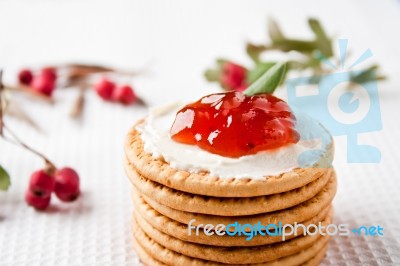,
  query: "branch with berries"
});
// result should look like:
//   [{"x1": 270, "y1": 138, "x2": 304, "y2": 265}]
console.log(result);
[
  {"x1": 205, "y1": 18, "x2": 385, "y2": 92},
  {"x1": 2, "y1": 63, "x2": 146, "y2": 130},
  {"x1": 0, "y1": 71, "x2": 80, "y2": 211}
]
